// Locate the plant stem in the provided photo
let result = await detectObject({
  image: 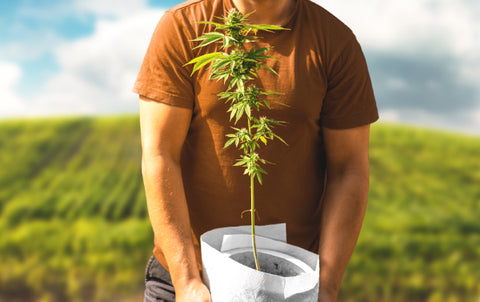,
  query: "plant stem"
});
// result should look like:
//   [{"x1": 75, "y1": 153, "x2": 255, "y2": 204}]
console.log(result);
[
  {"x1": 250, "y1": 175, "x2": 260, "y2": 271},
  {"x1": 246, "y1": 100, "x2": 260, "y2": 270}
]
